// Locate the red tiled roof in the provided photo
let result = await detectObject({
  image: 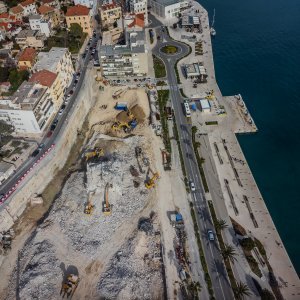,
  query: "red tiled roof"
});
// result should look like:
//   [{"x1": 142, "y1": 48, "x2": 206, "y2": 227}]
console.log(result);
[
  {"x1": 128, "y1": 13, "x2": 145, "y2": 28},
  {"x1": 38, "y1": 4, "x2": 54, "y2": 15},
  {"x1": 0, "y1": 13, "x2": 9, "y2": 19},
  {"x1": 101, "y1": 2, "x2": 119, "y2": 11},
  {"x1": 66, "y1": 4, "x2": 90, "y2": 17},
  {"x1": 10, "y1": 5, "x2": 24, "y2": 15},
  {"x1": 18, "y1": 48, "x2": 37, "y2": 63},
  {"x1": 41, "y1": 0, "x2": 56, "y2": 4},
  {"x1": 21, "y1": 0, "x2": 35, "y2": 7},
  {"x1": 29, "y1": 70, "x2": 57, "y2": 87}
]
